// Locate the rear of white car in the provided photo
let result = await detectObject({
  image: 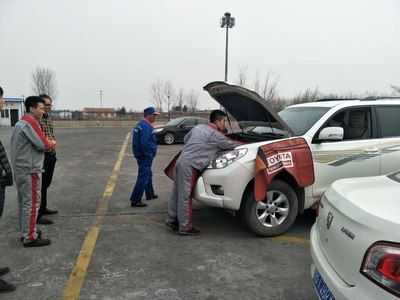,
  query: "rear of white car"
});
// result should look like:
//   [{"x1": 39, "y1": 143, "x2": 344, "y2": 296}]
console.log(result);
[{"x1": 311, "y1": 174, "x2": 400, "y2": 300}]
